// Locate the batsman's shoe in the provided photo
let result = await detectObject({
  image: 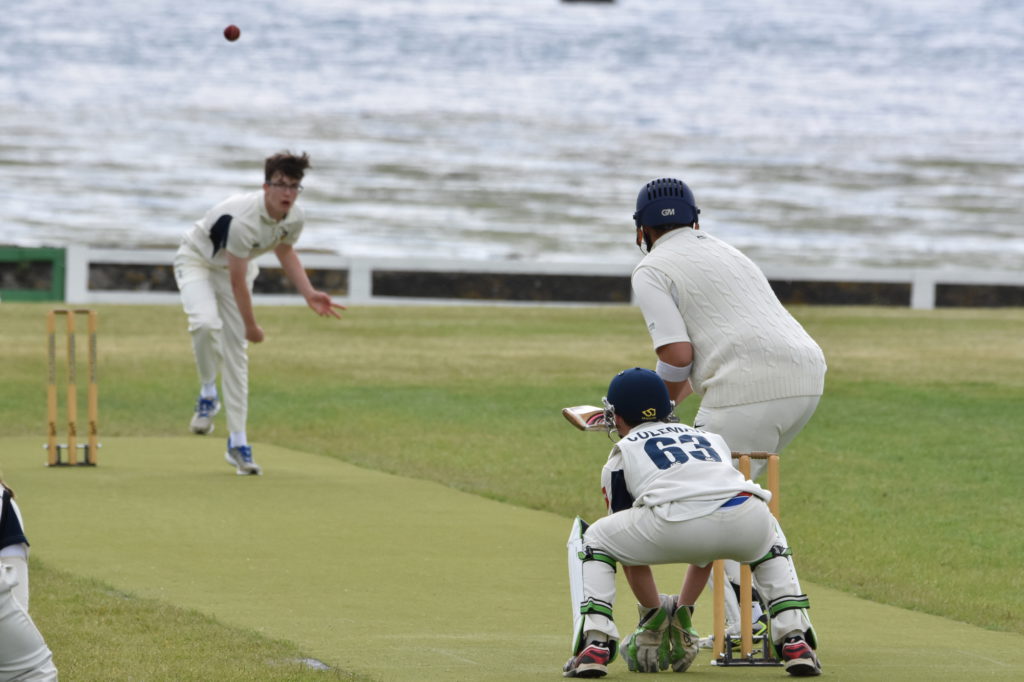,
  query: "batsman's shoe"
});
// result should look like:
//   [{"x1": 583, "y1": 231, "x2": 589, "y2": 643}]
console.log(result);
[
  {"x1": 189, "y1": 396, "x2": 220, "y2": 435},
  {"x1": 623, "y1": 601, "x2": 671, "y2": 672},
  {"x1": 563, "y1": 642, "x2": 611, "y2": 678},
  {"x1": 727, "y1": 612, "x2": 769, "y2": 651},
  {"x1": 662, "y1": 596, "x2": 700, "y2": 673},
  {"x1": 225, "y1": 441, "x2": 262, "y2": 476},
  {"x1": 780, "y1": 634, "x2": 821, "y2": 677}
]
